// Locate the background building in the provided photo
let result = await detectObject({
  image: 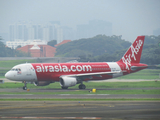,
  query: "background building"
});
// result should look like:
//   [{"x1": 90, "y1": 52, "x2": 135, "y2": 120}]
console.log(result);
[
  {"x1": 76, "y1": 20, "x2": 112, "y2": 39},
  {"x1": 16, "y1": 40, "x2": 70, "y2": 57},
  {"x1": 17, "y1": 44, "x2": 56, "y2": 57},
  {"x1": 6, "y1": 40, "x2": 47, "y2": 49},
  {"x1": 6, "y1": 20, "x2": 113, "y2": 49},
  {"x1": 8, "y1": 21, "x2": 64, "y2": 44}
]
